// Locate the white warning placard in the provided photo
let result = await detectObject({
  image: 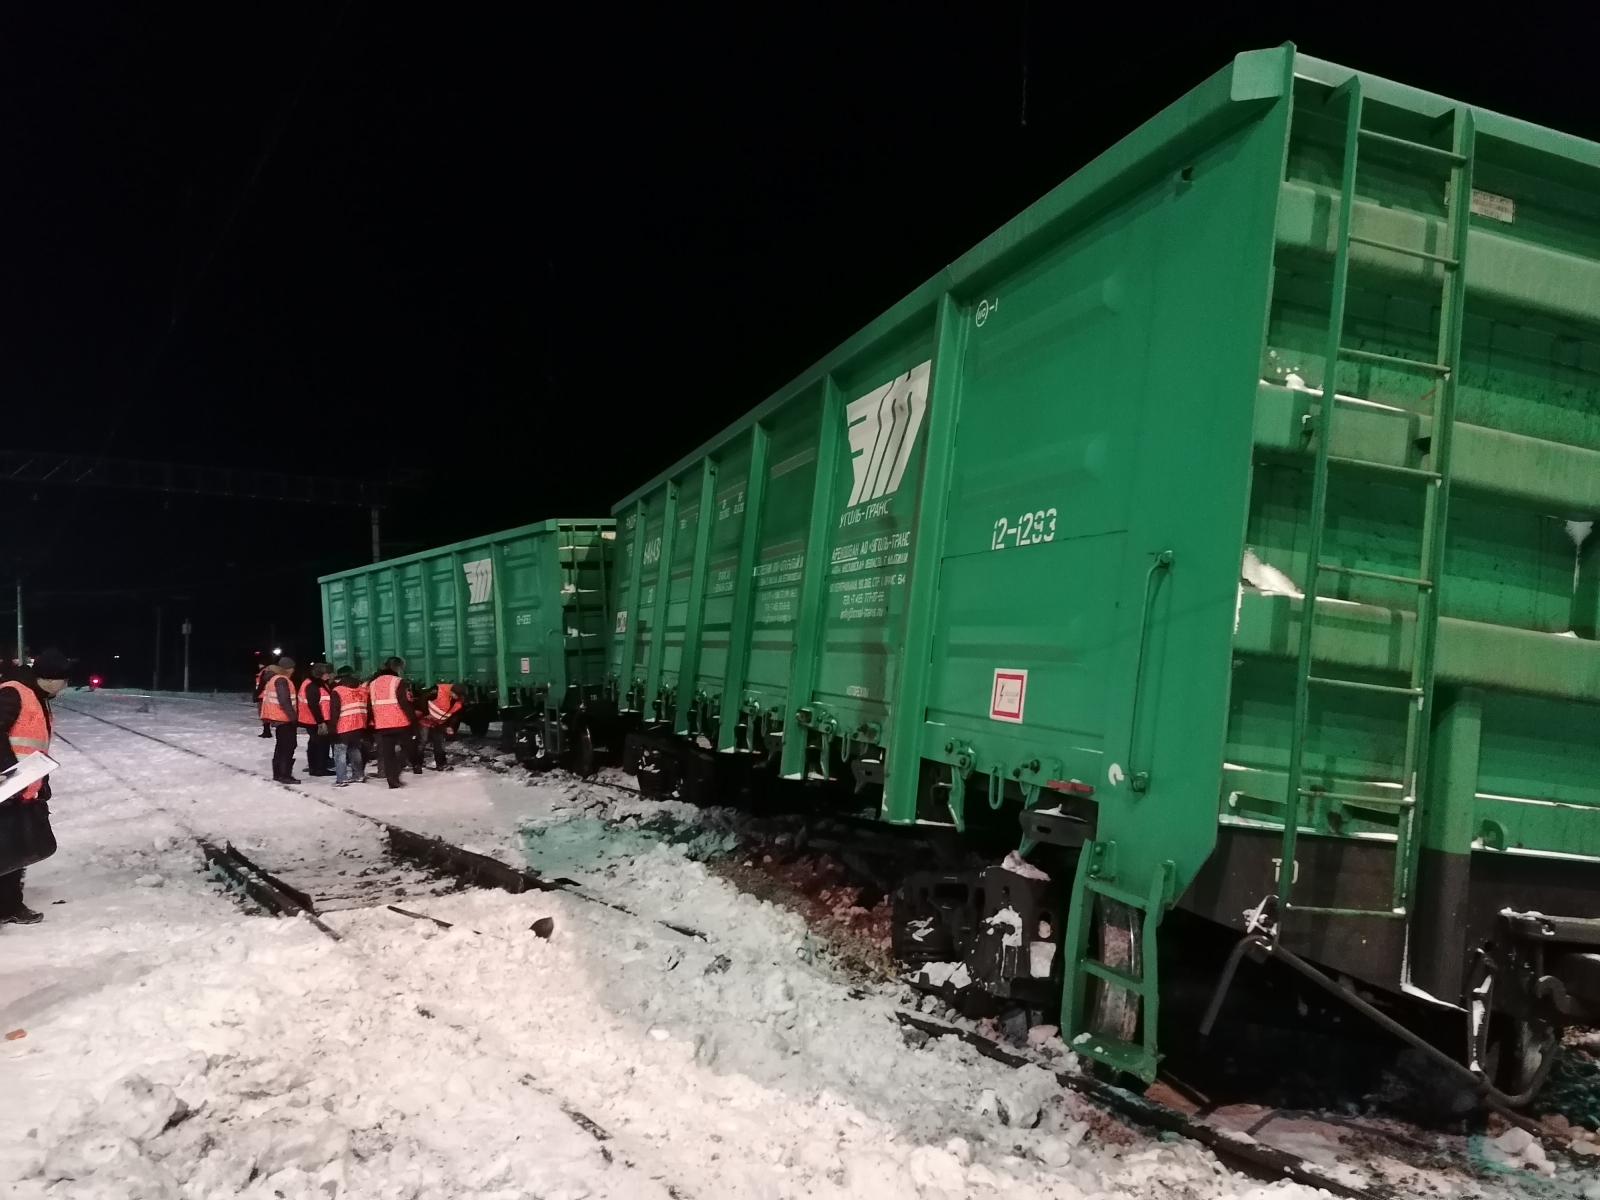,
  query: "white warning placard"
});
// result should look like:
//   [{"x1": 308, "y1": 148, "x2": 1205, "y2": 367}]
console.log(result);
[{"x1": 990, "y1": 668, "x2": 1028, "y2": 723}]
